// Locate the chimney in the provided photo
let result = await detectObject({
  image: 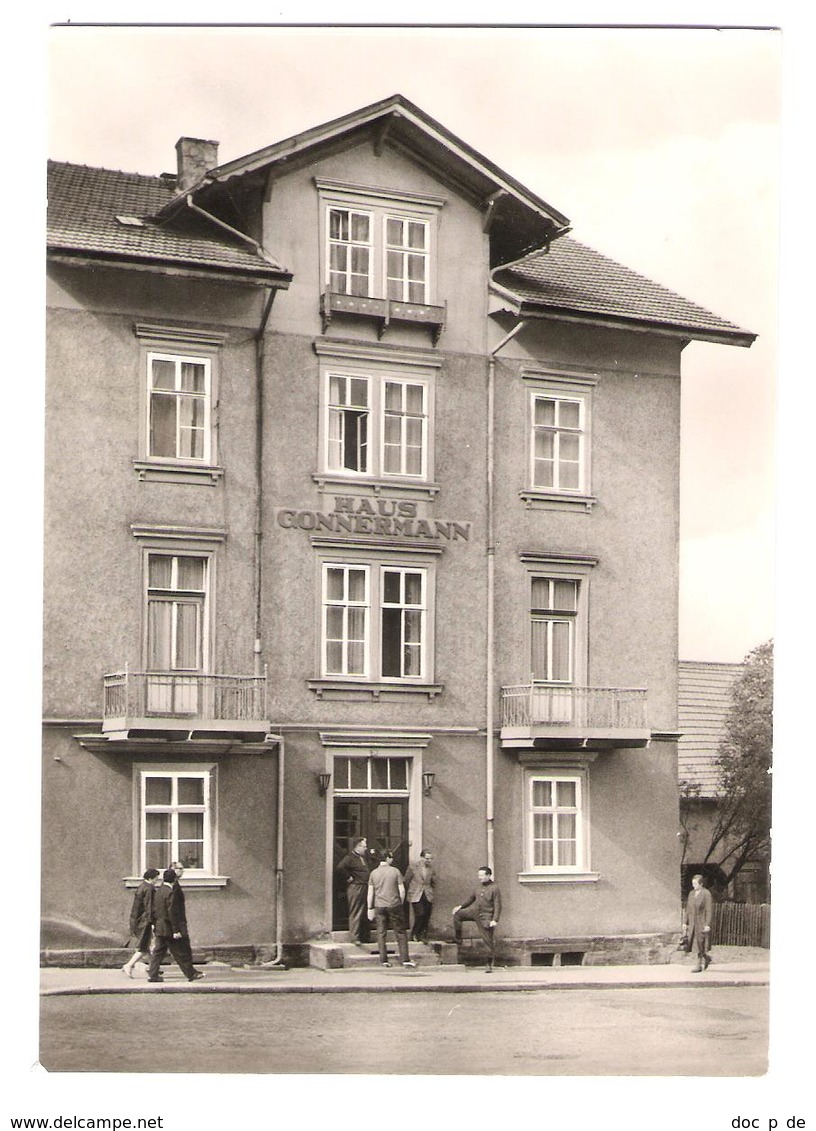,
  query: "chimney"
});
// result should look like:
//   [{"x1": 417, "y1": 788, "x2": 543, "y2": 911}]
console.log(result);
[{"x1": 175, "y1": 137, "x2": 219, "y2": 193}]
